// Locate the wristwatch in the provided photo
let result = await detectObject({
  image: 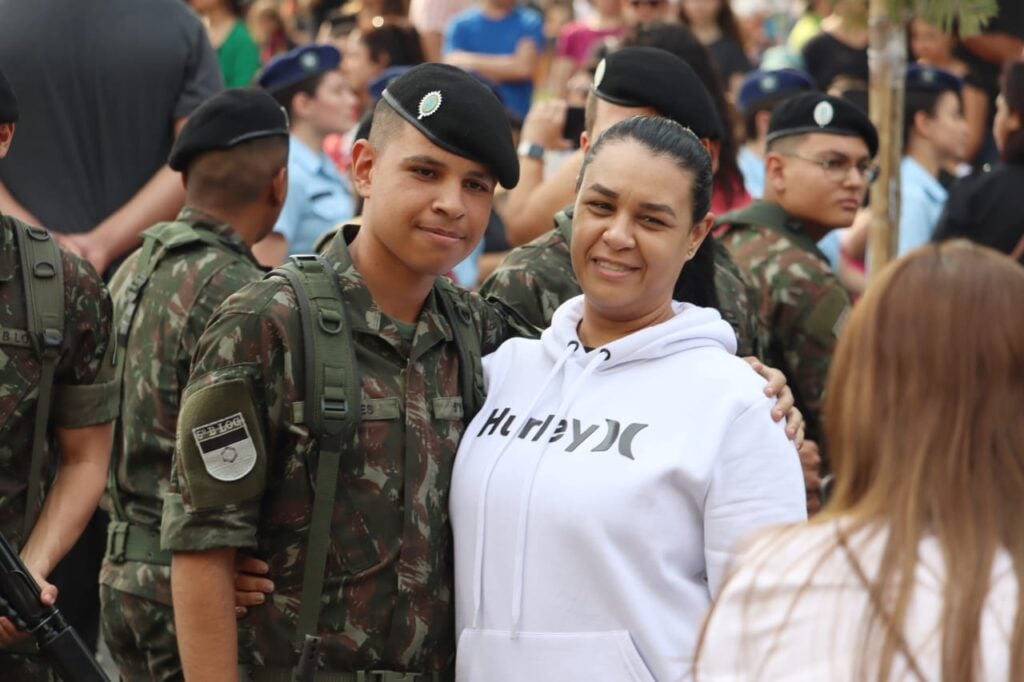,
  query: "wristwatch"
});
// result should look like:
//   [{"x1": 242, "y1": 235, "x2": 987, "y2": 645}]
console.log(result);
[{"x1": 517, "y1": 141, "x2": 544, "y2": 161}]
